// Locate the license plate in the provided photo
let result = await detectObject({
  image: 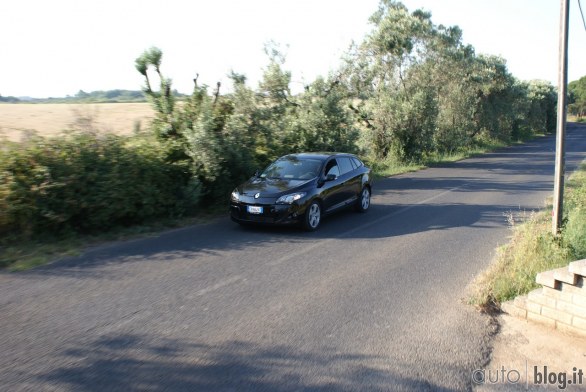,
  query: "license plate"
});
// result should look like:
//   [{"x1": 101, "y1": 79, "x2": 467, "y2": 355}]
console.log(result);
[{"x1": 247, "y1": 206, "x2": 263, "y2": 214}]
